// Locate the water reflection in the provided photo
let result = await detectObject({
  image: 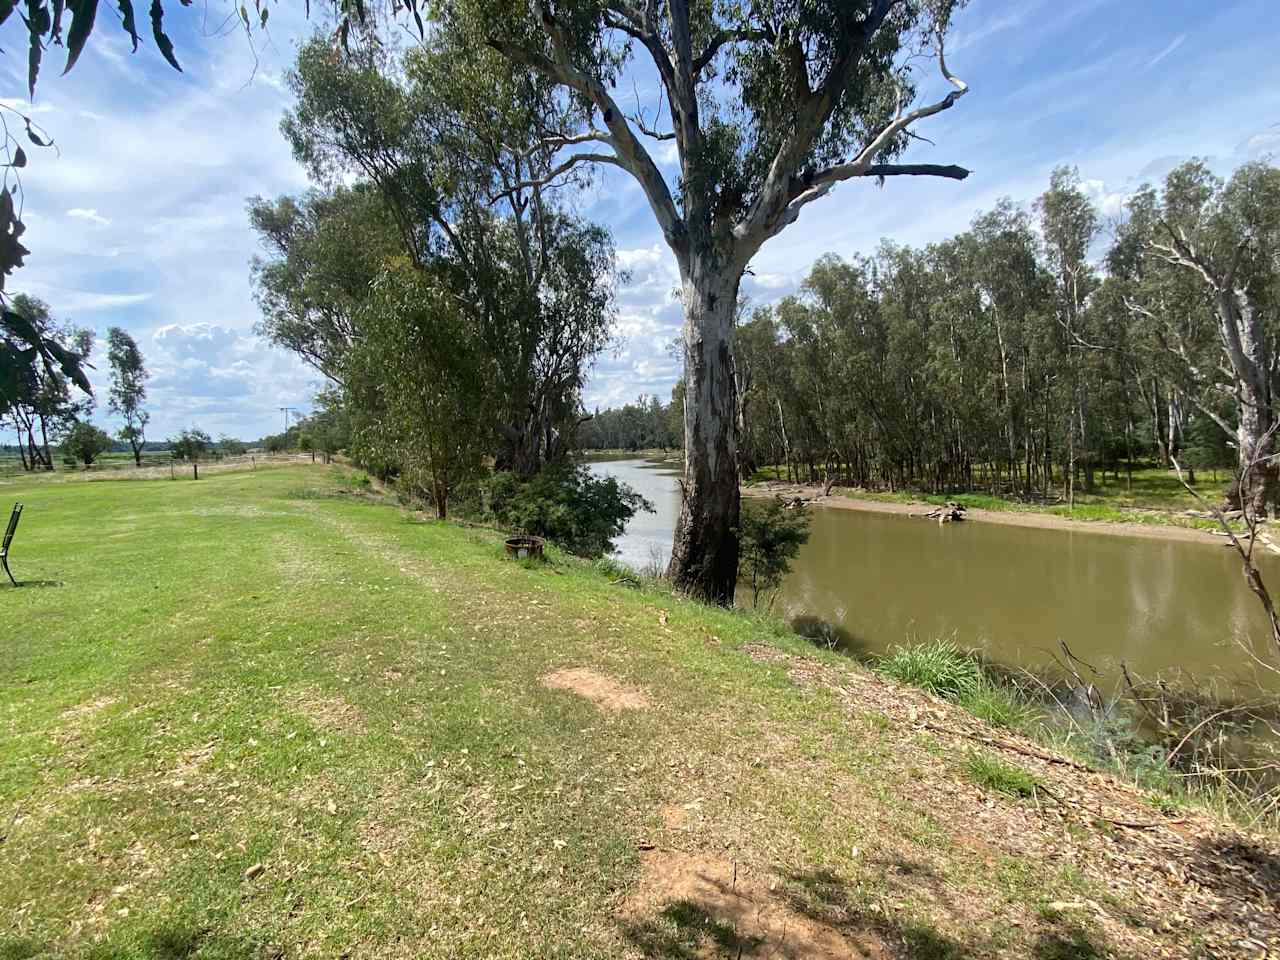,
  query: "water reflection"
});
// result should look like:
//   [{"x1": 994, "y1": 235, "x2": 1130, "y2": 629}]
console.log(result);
[{"x1": 590, "y1": 458, "x2": 1280, "y2": 694}]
